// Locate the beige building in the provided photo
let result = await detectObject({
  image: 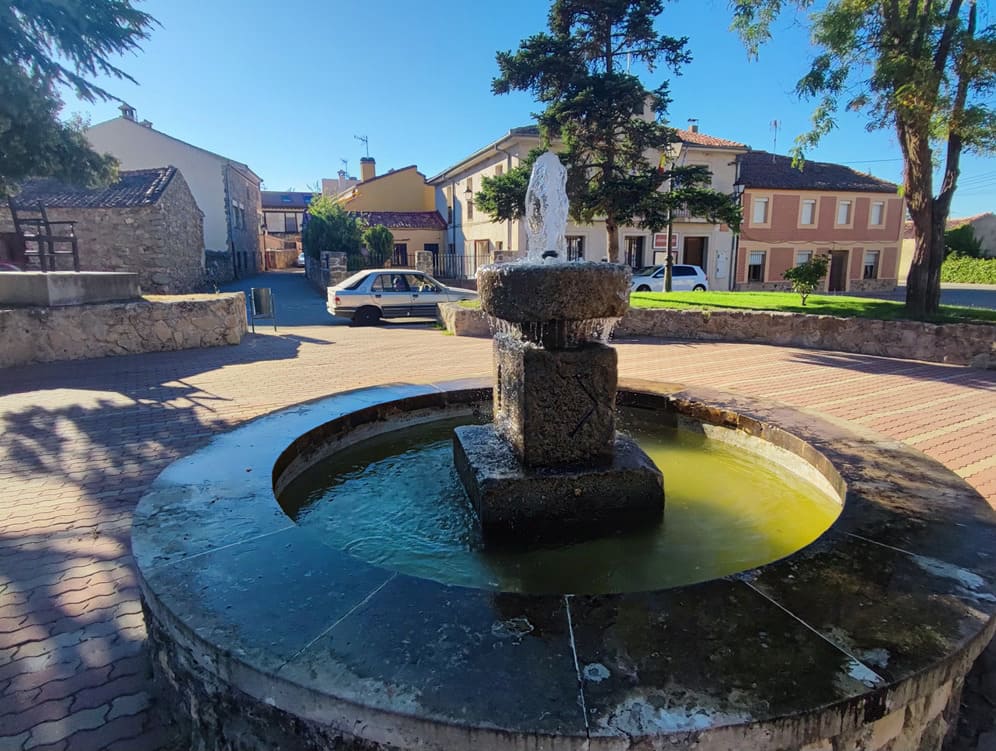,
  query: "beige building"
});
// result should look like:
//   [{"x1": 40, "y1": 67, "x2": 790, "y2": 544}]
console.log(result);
[
  {"x1": 427, "y1": 124, "x2": 747, "y2": 286},
  {"x1": 86, "y1": 105, "x2": 263, "y2": 281}
]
